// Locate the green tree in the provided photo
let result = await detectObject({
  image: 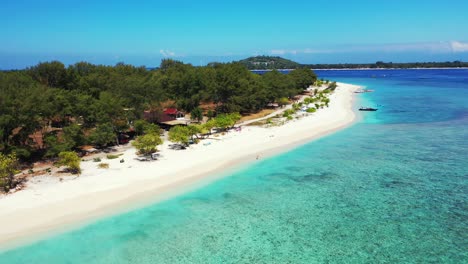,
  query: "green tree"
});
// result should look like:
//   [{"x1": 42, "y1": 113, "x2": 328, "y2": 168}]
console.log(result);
[
  {"x1": 133, "y1": 120, "x2": 160, "y2": 135},
  {"x1": 168, "y1": 126, "x2": 191, "y2": 146},
  {"x1": 133, "y1": 120, "x2": 149, "y2": 135},
  {"x1": 186, "y1": 124, "x2": 202, "y2": 141},
  {"x1": 63, "y1": 123, "x2": 85, "y2": 149},
  {"x1": 190, "y1": 107, "x2": 203, "y2": 122},
  {"x1": 227, "y1": 112, "x2": 241, "y2": 127},
  {"x1": 28, "y1": 61, "x2": 68, "y2": 88},
  {"x1": 213, "y1": 114, "x2": 232, "y2": 131},
  {"x1": 44, "y1": 134, "x2": 73, "y2": 158},
  {"x1": 192, "y1": 124, "x2": 209, "y2": 138},
  {"x1": 143, "y1": 123, "x2": 161, "y2": 134},
  {"x1": 213, "y1": 113, "x2": 241, "y2": 131},
  {"x1": 57, "y1": 151, "x2": 81, "y2": 174},
  {"x1": 202, "y1": 119, "x2": 217, "y2": 135},
  {"x1": 44, "y1": 124, "x2": 84, "y2": 157},
  {"x1": 89, "y1": 123, "x2": 115, "y2": 147},
  {"x1": 0, "y1": 153, "x2": 20, "y2": 192},
  {"x1": 132, "y1": 133, "x2": 163, "y2": 155},
  {"x1": 289, "y1": 68, "x2": 317, "y2": 90}
]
